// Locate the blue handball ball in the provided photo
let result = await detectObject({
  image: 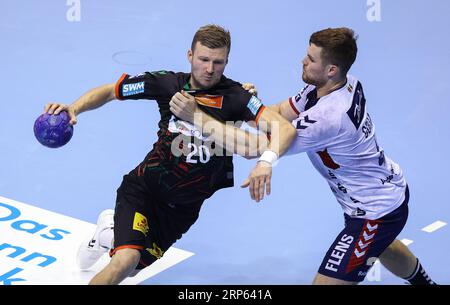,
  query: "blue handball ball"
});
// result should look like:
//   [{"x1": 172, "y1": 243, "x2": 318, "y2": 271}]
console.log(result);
[{"x1": 34, "y1": 111, "x2": 74, "y2": 148}]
